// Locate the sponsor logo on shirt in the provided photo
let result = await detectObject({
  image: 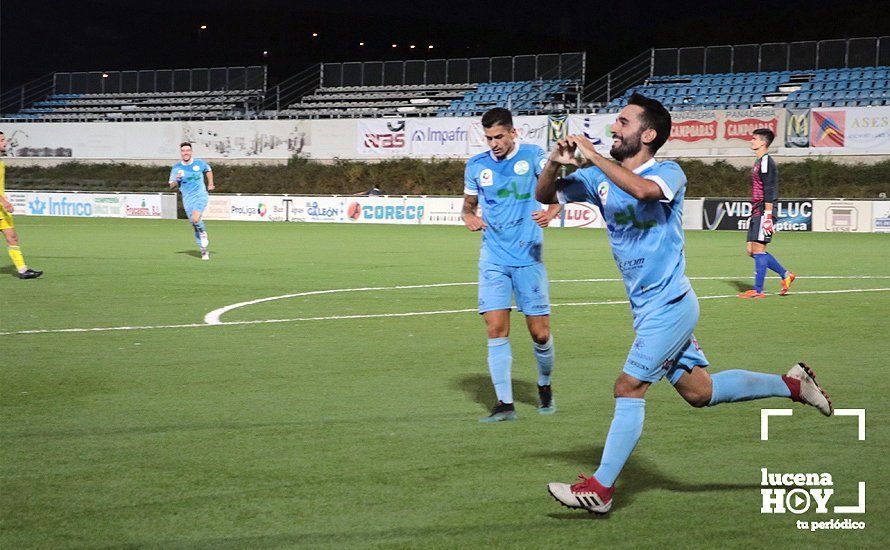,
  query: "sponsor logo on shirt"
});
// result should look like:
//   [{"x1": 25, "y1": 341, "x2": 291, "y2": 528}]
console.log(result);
[
  {"x1": 614, "y1": 205, "x2": 656, "y2": 231},
  {"x1": 480, "y1": 169, "x2": 494, "y2": 187},
  {"x1": 618, "y1": 257, "x2": 646, "y2": 272},
  {"x1": 597, "y1": 182, "x2": 609, "y2": 205},
  {"x1": 497, "y1": 181, "x2": 531, "y2": 201}
]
